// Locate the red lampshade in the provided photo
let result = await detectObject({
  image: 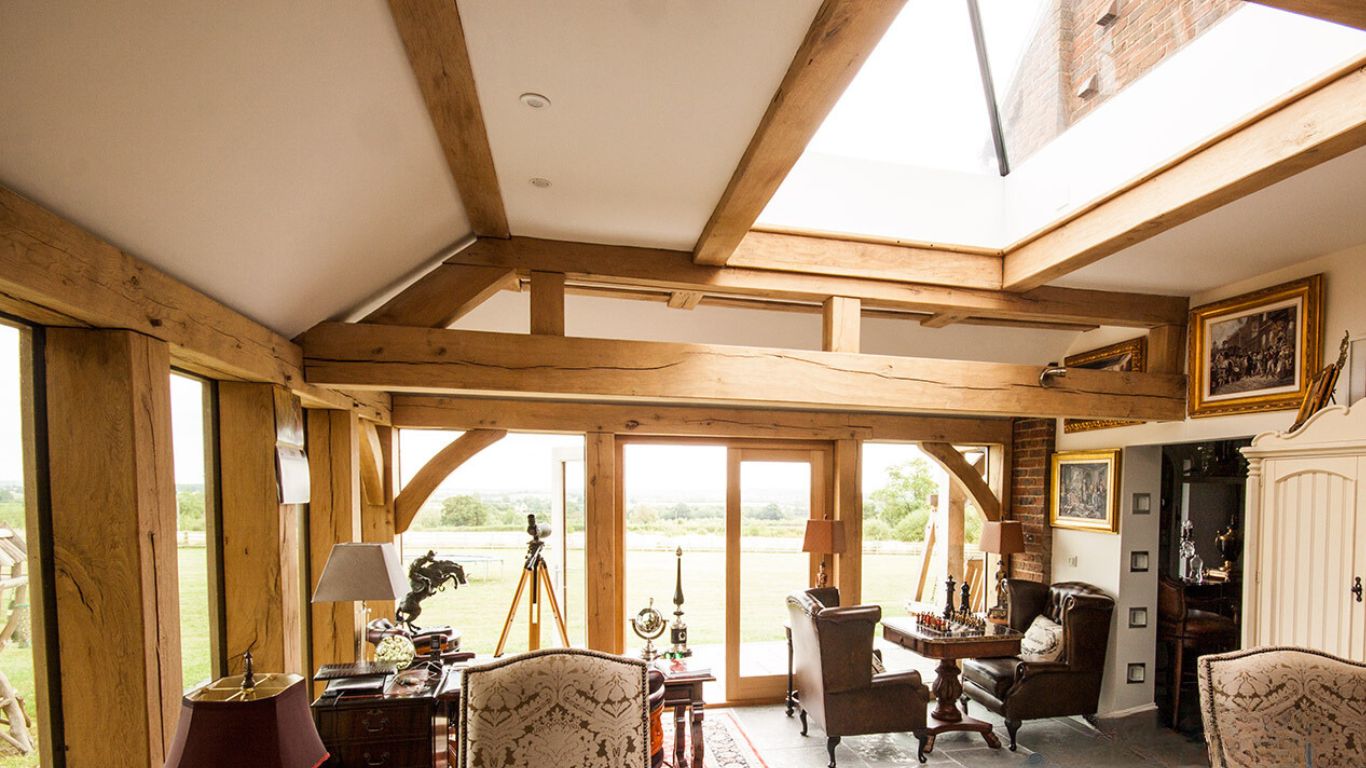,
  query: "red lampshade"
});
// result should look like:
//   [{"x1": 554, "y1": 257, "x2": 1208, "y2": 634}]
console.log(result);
[
  {"x1": 802, "y1": 518, "x2": 847, "y2": 555},
  {"x1": 164, "y1": 674, "x2": 327, "y2": 768}
]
